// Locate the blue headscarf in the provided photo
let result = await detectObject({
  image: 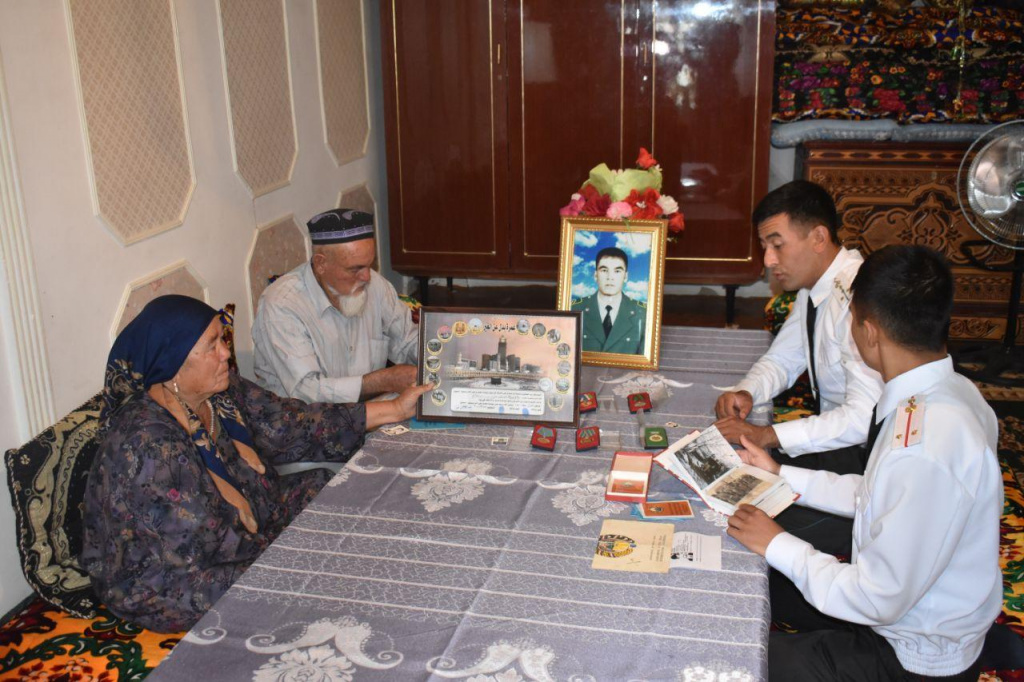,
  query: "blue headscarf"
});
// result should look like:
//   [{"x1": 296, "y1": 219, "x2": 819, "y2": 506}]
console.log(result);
[{"x1": 101, "y1": 294, "x2": 263, "y2": 532}]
